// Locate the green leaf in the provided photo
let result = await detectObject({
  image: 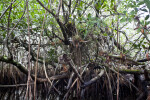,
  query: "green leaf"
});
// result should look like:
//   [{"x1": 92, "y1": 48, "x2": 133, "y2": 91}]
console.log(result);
[
  {"x1": 79, "y1": 1, "x2": 83, "y2": 7},
  {"x1": 130, "y1": 10, "x2": 135, "y2": 15},
  {"x1": 128, "y1": 17, "x2": 132, "y2": 23},
  {"x1": 133, "y1": 44, "x2": 138, "y2": 48},
  {"x1": 87, "y1": 13, "x2": 92, "y2": 19},
  {"x1": 145, "y1": 15, "x2": 149, "y2": 20},
  {"x1": 141, "y1": 9, "x2": 148, "y2": 12},
  {"x1": 84, "y1": 30, "x2": 88, "y2": 37},
  {"x1": 134, "y1": 8, "x2": 138, "y2": 12},
  {"x1": 123, "y1": 11, "x2": 127, "y2": 15},
  {"x1": 120, "y1": 18, "x2": 126, "y2": 23},
  {"x1": 142, "y1": 45, "x2": 145, "y2": 48},
  {"x1": 144, "y1": 0, "x2": 150, "y2": 11},
  {"x1": 111, "y1": 0, "x2": 114, "y2": 3},
  {"x1": 95, "y1": 3, "x2": 101, "y2": 10},
  {"x1": 111, "y1": 0, "x2": 114, "y2": 7},
  {"x1": 3, "y1": 33, "x2": 6, "y2": 38},
  {"x1": 144, "y1": 42, "x2": 147, "y2": 44},
  {"x1": 102, "y1": 4, "x2": 106, "y2": 9},
  {"x1": 77, "y1": 7, "x2": 82, "y2": 11},
  {"x1": 103, "y1": 33, "x2": 108, "y2": 36},
  {"x1": 138, "y1": 1, "x2": 145, "y2": 5},
  {"x1": 97, "y1": 21, "x2": 101, "y2": 28}
]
